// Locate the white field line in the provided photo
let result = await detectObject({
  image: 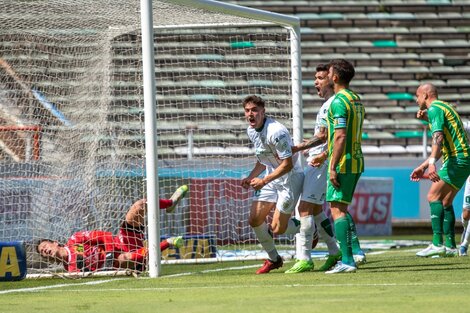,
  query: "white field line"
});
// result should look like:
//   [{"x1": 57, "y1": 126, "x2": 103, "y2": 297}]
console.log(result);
[
  {"x1": 0, "y1": 264, "x2": 262, "y2": 295},
  {"x1": 158, "y1": 250, "x2": 388, "y2": 278},
  {"x1": 7, "y1": 281, "x2": 470, "y2": 295},
  {"x1": 0, "y1": 278, "x2": 127, "y2": 295},
  {"x1": 0, "y1": 249, "x2": 437, "y2": 295},
  {"x1": 159, "y1": 264, "x2": 261, "y2": 278}
]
